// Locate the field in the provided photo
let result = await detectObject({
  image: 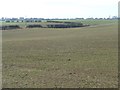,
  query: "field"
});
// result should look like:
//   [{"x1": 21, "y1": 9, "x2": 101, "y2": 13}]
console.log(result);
[
  {"x1": 2, "y1": 20, "x2": 118, "y2": 88},
  {"x1": 2, "y1": 19, "x2": 118, "y2": 27}
]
